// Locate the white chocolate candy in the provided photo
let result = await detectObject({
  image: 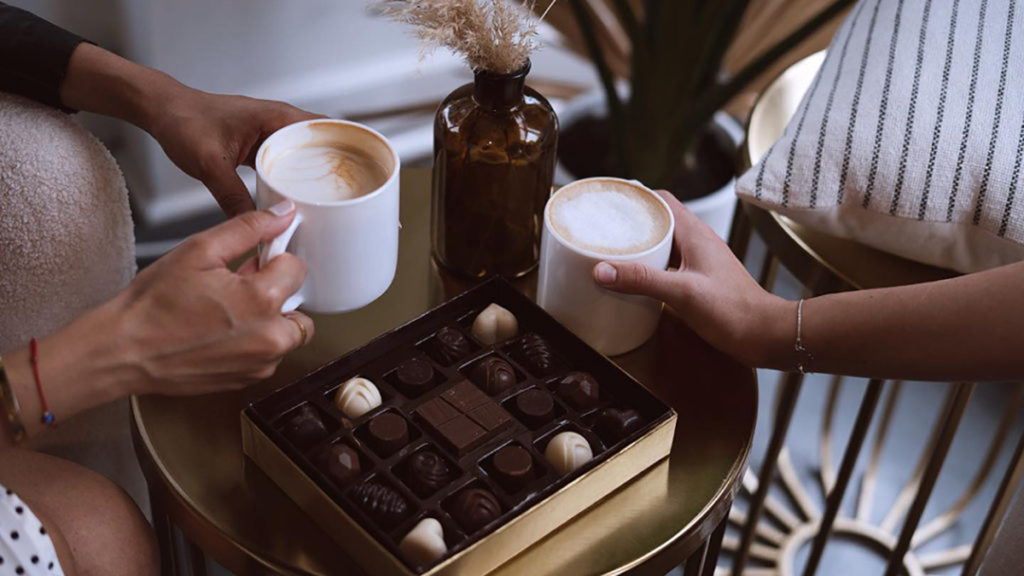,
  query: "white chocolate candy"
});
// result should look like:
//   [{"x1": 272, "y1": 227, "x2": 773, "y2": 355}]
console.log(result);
[
  {"x1": 545, "y1": 431, "x2": 593, "y2": 475},
  {"x1": 333, "y1": 377, "x2": 382, "y2": 418},
  {"x1": 399, "y1": 517, "x2": 447, "y2": 566},
  {"x1": 471, "y1": 303, "x2": 519, "y2": 345}
]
